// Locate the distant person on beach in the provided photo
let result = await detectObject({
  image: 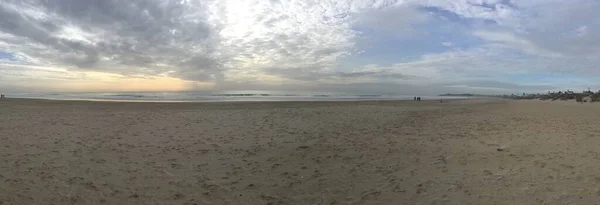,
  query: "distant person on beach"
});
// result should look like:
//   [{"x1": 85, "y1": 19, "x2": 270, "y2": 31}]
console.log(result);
[
  {"x1": 0, "y1": 94, "x2": 4, "y2": 99},
  {"x1": 417, "y1": 97, "x2": 421, "y2": 101},
  {"x1": 414, "y1": 97, "x2": 416, "y2": 101}
]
